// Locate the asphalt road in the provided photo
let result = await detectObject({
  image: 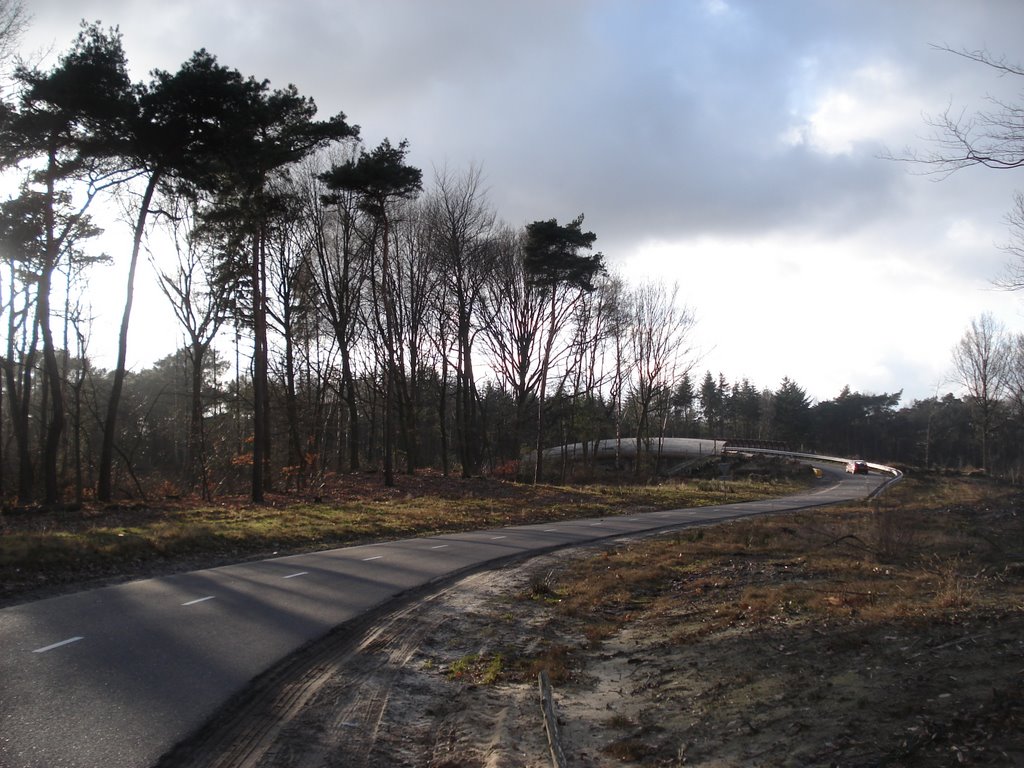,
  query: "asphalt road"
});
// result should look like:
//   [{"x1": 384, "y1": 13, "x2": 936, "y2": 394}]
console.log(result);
[{"x1": 0, "y1": 466, "x2": 887, "y2": 768}]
